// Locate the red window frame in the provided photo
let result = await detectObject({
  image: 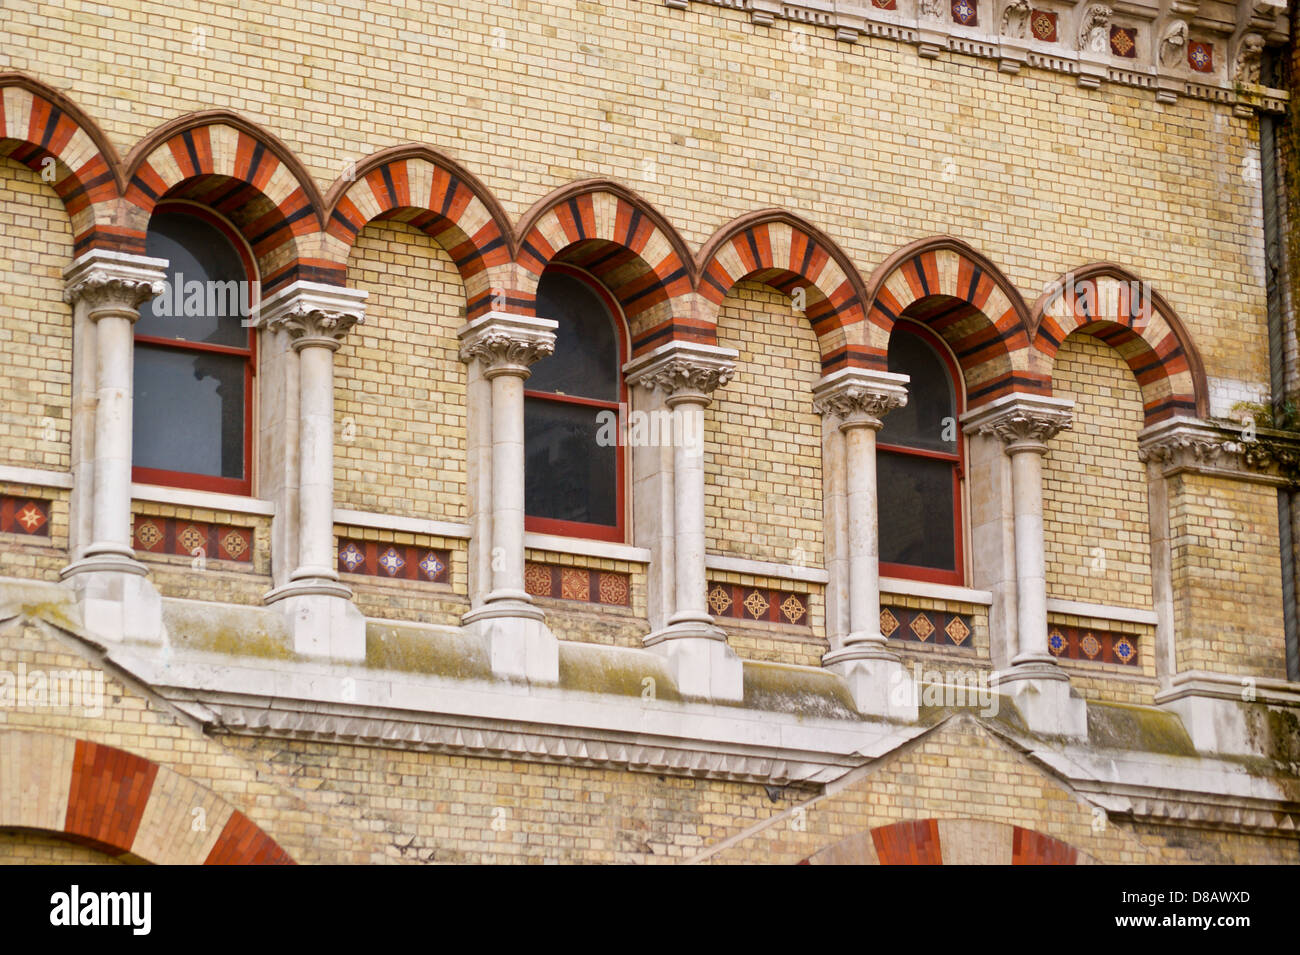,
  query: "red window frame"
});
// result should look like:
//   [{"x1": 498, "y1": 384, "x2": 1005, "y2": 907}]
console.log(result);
[
  {"x1": 131, "y1": 201, "x2": 257, "y2": 497},
  {"x1": 523, "y1": 263, "x2": 628, "y2": 543},
  {"x1": 877, "y1": 319, "x2": 966, "y2": 586}
]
